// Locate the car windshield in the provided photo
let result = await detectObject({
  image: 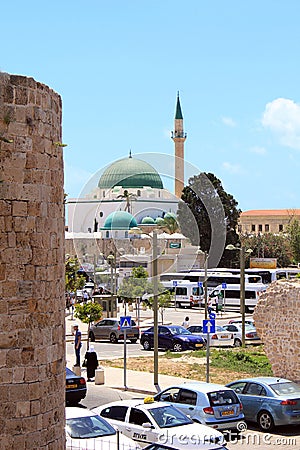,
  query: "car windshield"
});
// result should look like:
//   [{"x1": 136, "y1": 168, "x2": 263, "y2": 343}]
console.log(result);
[
  {"x1": 66, "y1": 415, "x2": 115, "y2": 439},
  {"x1": 169, "y1": 326, "x2": 191, "y2": 336},
  {"x1": 148, "y1": 405, "x2": 193, "y2": 428},
  {"x1": 269, "y1": 381, "x2": 300, "y2": 396},
  {"x1": 216, "y1": 326, "x2": 227, "y2": 332}
]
